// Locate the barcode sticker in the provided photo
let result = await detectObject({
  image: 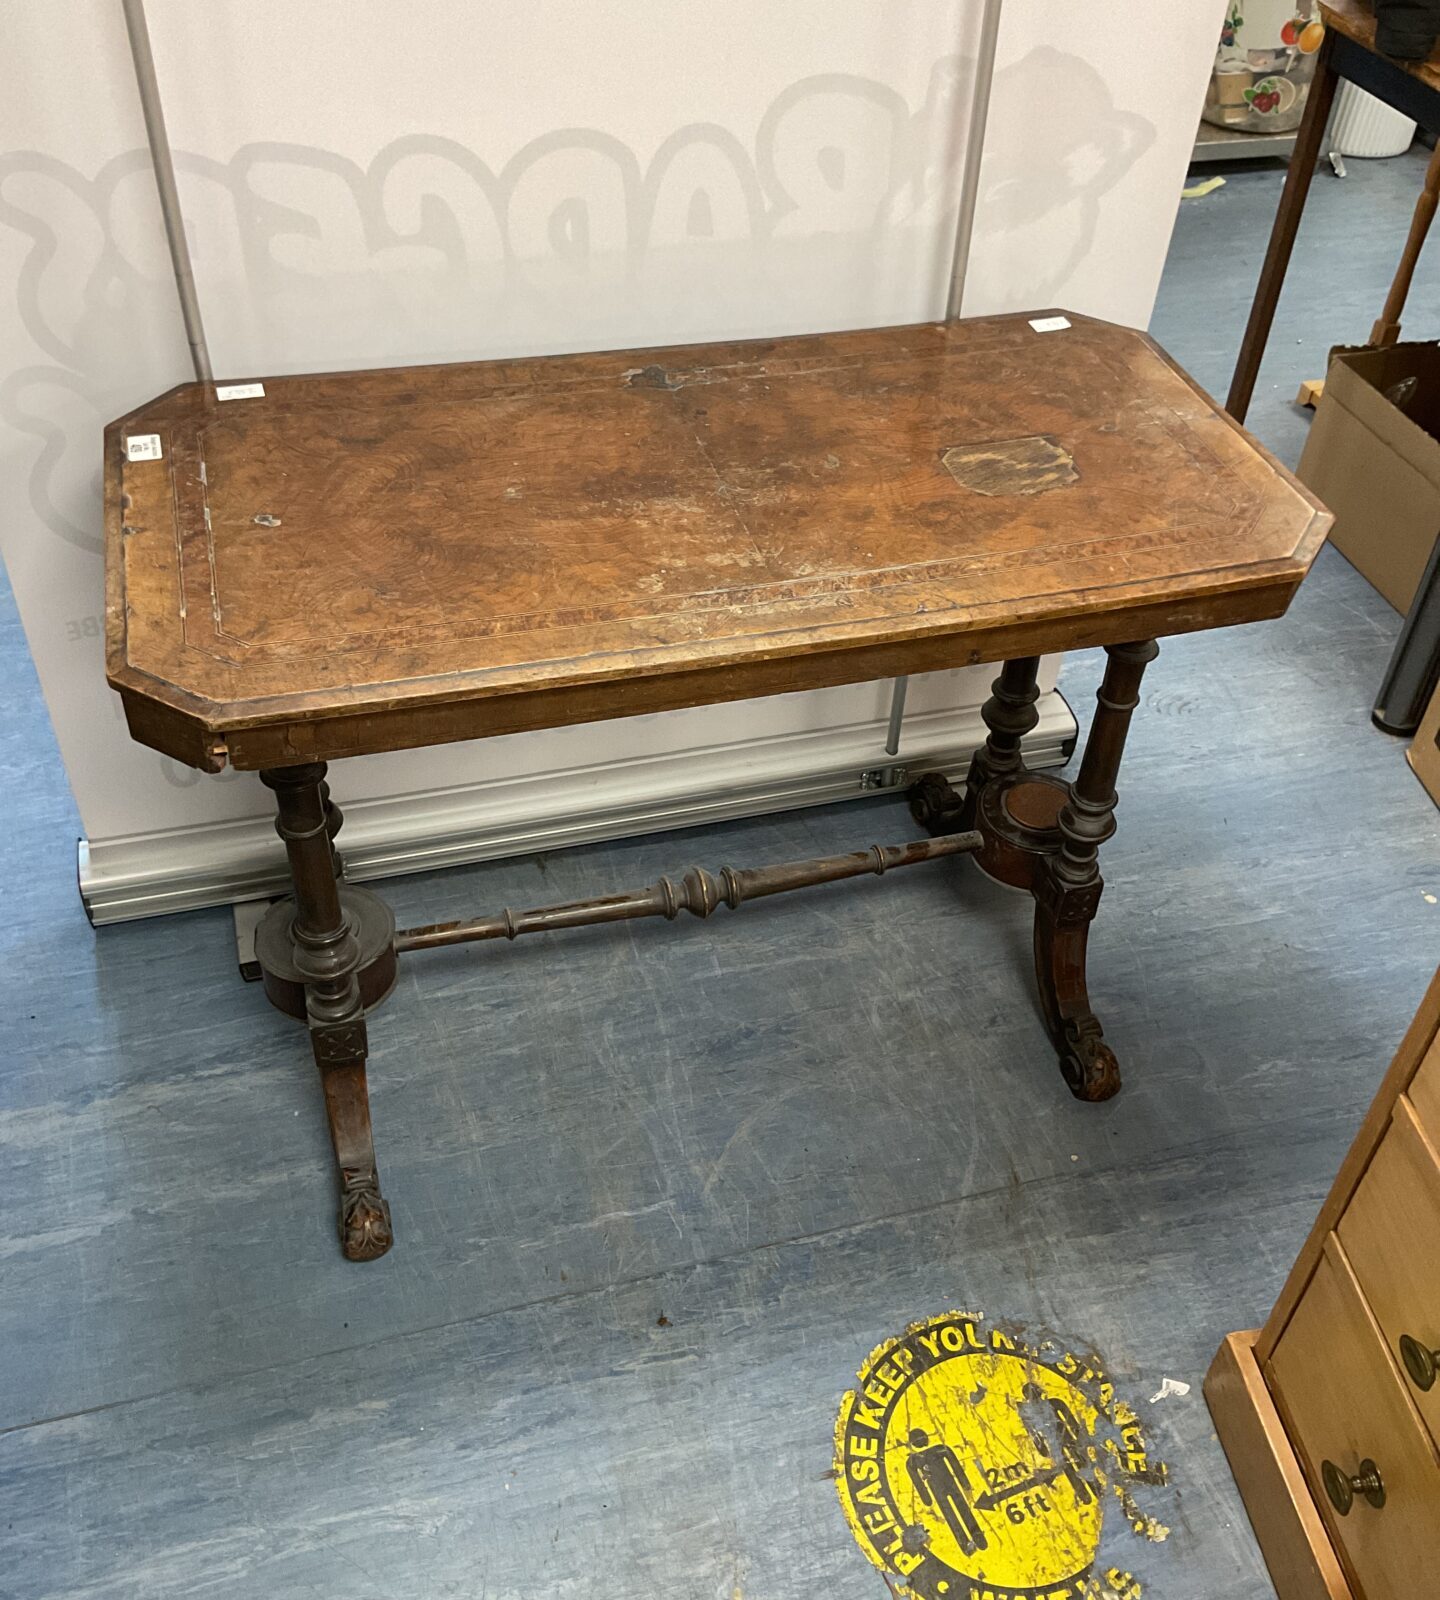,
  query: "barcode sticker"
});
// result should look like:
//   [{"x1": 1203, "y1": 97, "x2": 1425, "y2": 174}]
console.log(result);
[
  {"x1": 1028, "y1": 316, "x2": 1071, "y2": 333},
  {"x1": 216, "y1": 382, "x2": 265, "y2": 401},
  {"x1": 125, "y1": 434, "x2": 163, "y2": 462}
]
